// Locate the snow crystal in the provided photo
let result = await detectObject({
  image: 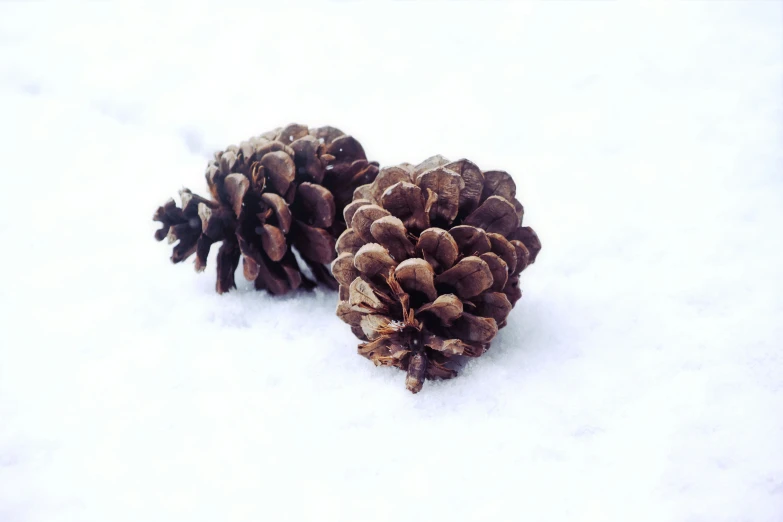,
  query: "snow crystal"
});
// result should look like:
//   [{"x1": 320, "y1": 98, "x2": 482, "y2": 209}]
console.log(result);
[{"x1": 386, "y1": 320, "x2": 407, "y2": 331}]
